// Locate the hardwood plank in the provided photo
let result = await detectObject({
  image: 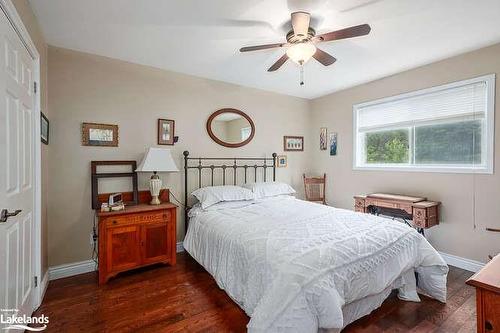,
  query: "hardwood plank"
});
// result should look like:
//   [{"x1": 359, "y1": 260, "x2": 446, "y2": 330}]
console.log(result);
[
  {"x1": 35, "y1": 253, "x2": 475, "y2": 332},
  {"x1": 433, "y1": 293, "x2": 476, "y2": 333}
]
